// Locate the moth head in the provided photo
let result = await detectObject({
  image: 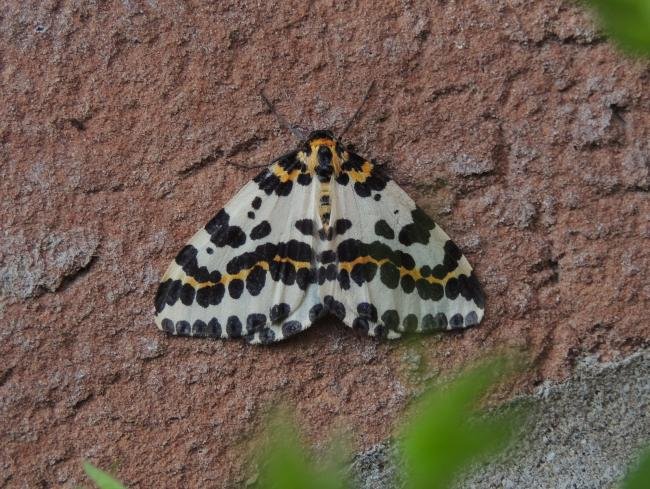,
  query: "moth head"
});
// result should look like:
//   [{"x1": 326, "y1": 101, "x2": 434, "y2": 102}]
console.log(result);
[
  {"x1": 303, "y1": 129, "x2": 346, "y2": 177},
  {"x1": 306, "y1": 129, "x2": 336, "y2": 143}
]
